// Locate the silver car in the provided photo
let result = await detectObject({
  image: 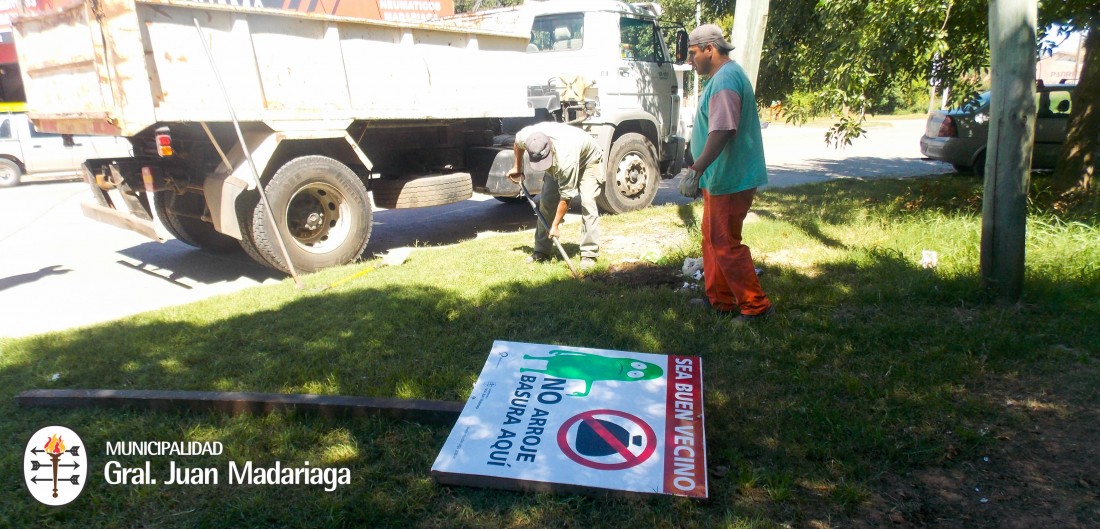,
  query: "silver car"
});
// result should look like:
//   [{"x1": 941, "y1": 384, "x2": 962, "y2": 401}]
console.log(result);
[{"x1": 920, "y1": 83, "x2": 1077, "y2": 177}]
